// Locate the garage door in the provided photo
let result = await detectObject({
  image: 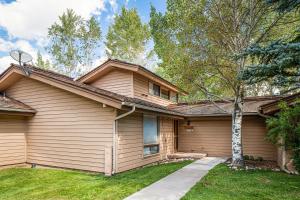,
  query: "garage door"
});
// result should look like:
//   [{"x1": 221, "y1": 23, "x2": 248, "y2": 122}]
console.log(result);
[{"x1": 0, "y1": 116, "x2": 26, "y2": 166}]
